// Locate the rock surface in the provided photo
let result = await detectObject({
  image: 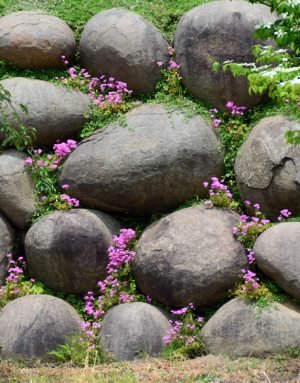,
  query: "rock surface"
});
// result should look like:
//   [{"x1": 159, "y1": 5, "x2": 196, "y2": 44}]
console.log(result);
[
  {"x1": 201, "y1": 298, "x2": 300, "y2": 357},
  {"x1": 235, "y1": 115, "x2": 300, "y2": 220},
  {"x1": 58, "y1": 104, "x2": 225, "y2": 213},
  {"x1": 0, "y1": 295, "x2": 80, "y2": 360},
  {"x1": 174, "y1": 0, "x2": 278, "y2": 109},
  {"x1": 99, "y1": 302, "x2": 171, "y2": 361},
  {"x1": 0, "y1": 77, "x2": 91, "y2": 148},
  {"x1": 0, "y1": 212, "x2": 16, "y2": 286},
  {"x1": 0, "y1": 149, "x2": 38, "y2": 228},
  {"x1": 0, "y1": 11, "x2": 75, "y2": 69},
  {"x1": 254, "y1": 222, "x2": 300, "y2": 300},
  {"x1": 25, "y1": 209, "x2": 121, "y2": 295},
  {"x1": 79, "y1": 9, "x2": 169, "y2": 94},
  {"x1": 133, "y1": 206, "x2": 248, "y2": 307}
]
